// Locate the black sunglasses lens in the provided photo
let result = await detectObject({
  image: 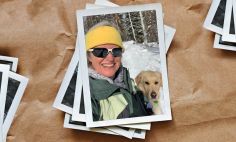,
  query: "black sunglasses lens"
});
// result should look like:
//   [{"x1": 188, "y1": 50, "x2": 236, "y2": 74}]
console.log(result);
[
  {"x1": 92, "y1": 48, "x2": 108, "y2": 57},
  {"x1": 91, "y1": 48, "x2": 122, "y2": 58},
  {"x1": 112, "y1": 48, "x2": 122, "y2": 57}
]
